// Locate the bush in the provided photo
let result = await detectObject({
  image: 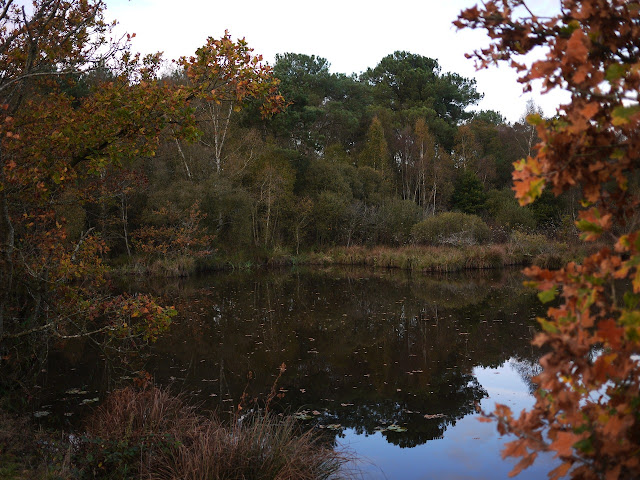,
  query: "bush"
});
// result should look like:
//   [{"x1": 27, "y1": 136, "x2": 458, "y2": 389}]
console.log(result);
[
  {"x1": 506, "y1": 231, "x2": 569, "y2": 267},
  {"x1": 373, "y1": 199, "x2": 421, "y2": 245},
  {"x1": 486, "y1": 189, "x2": 537, "y2": 232},
  {"x1": 411, "y1": 212, "x2": 491, "y2": 246}
]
